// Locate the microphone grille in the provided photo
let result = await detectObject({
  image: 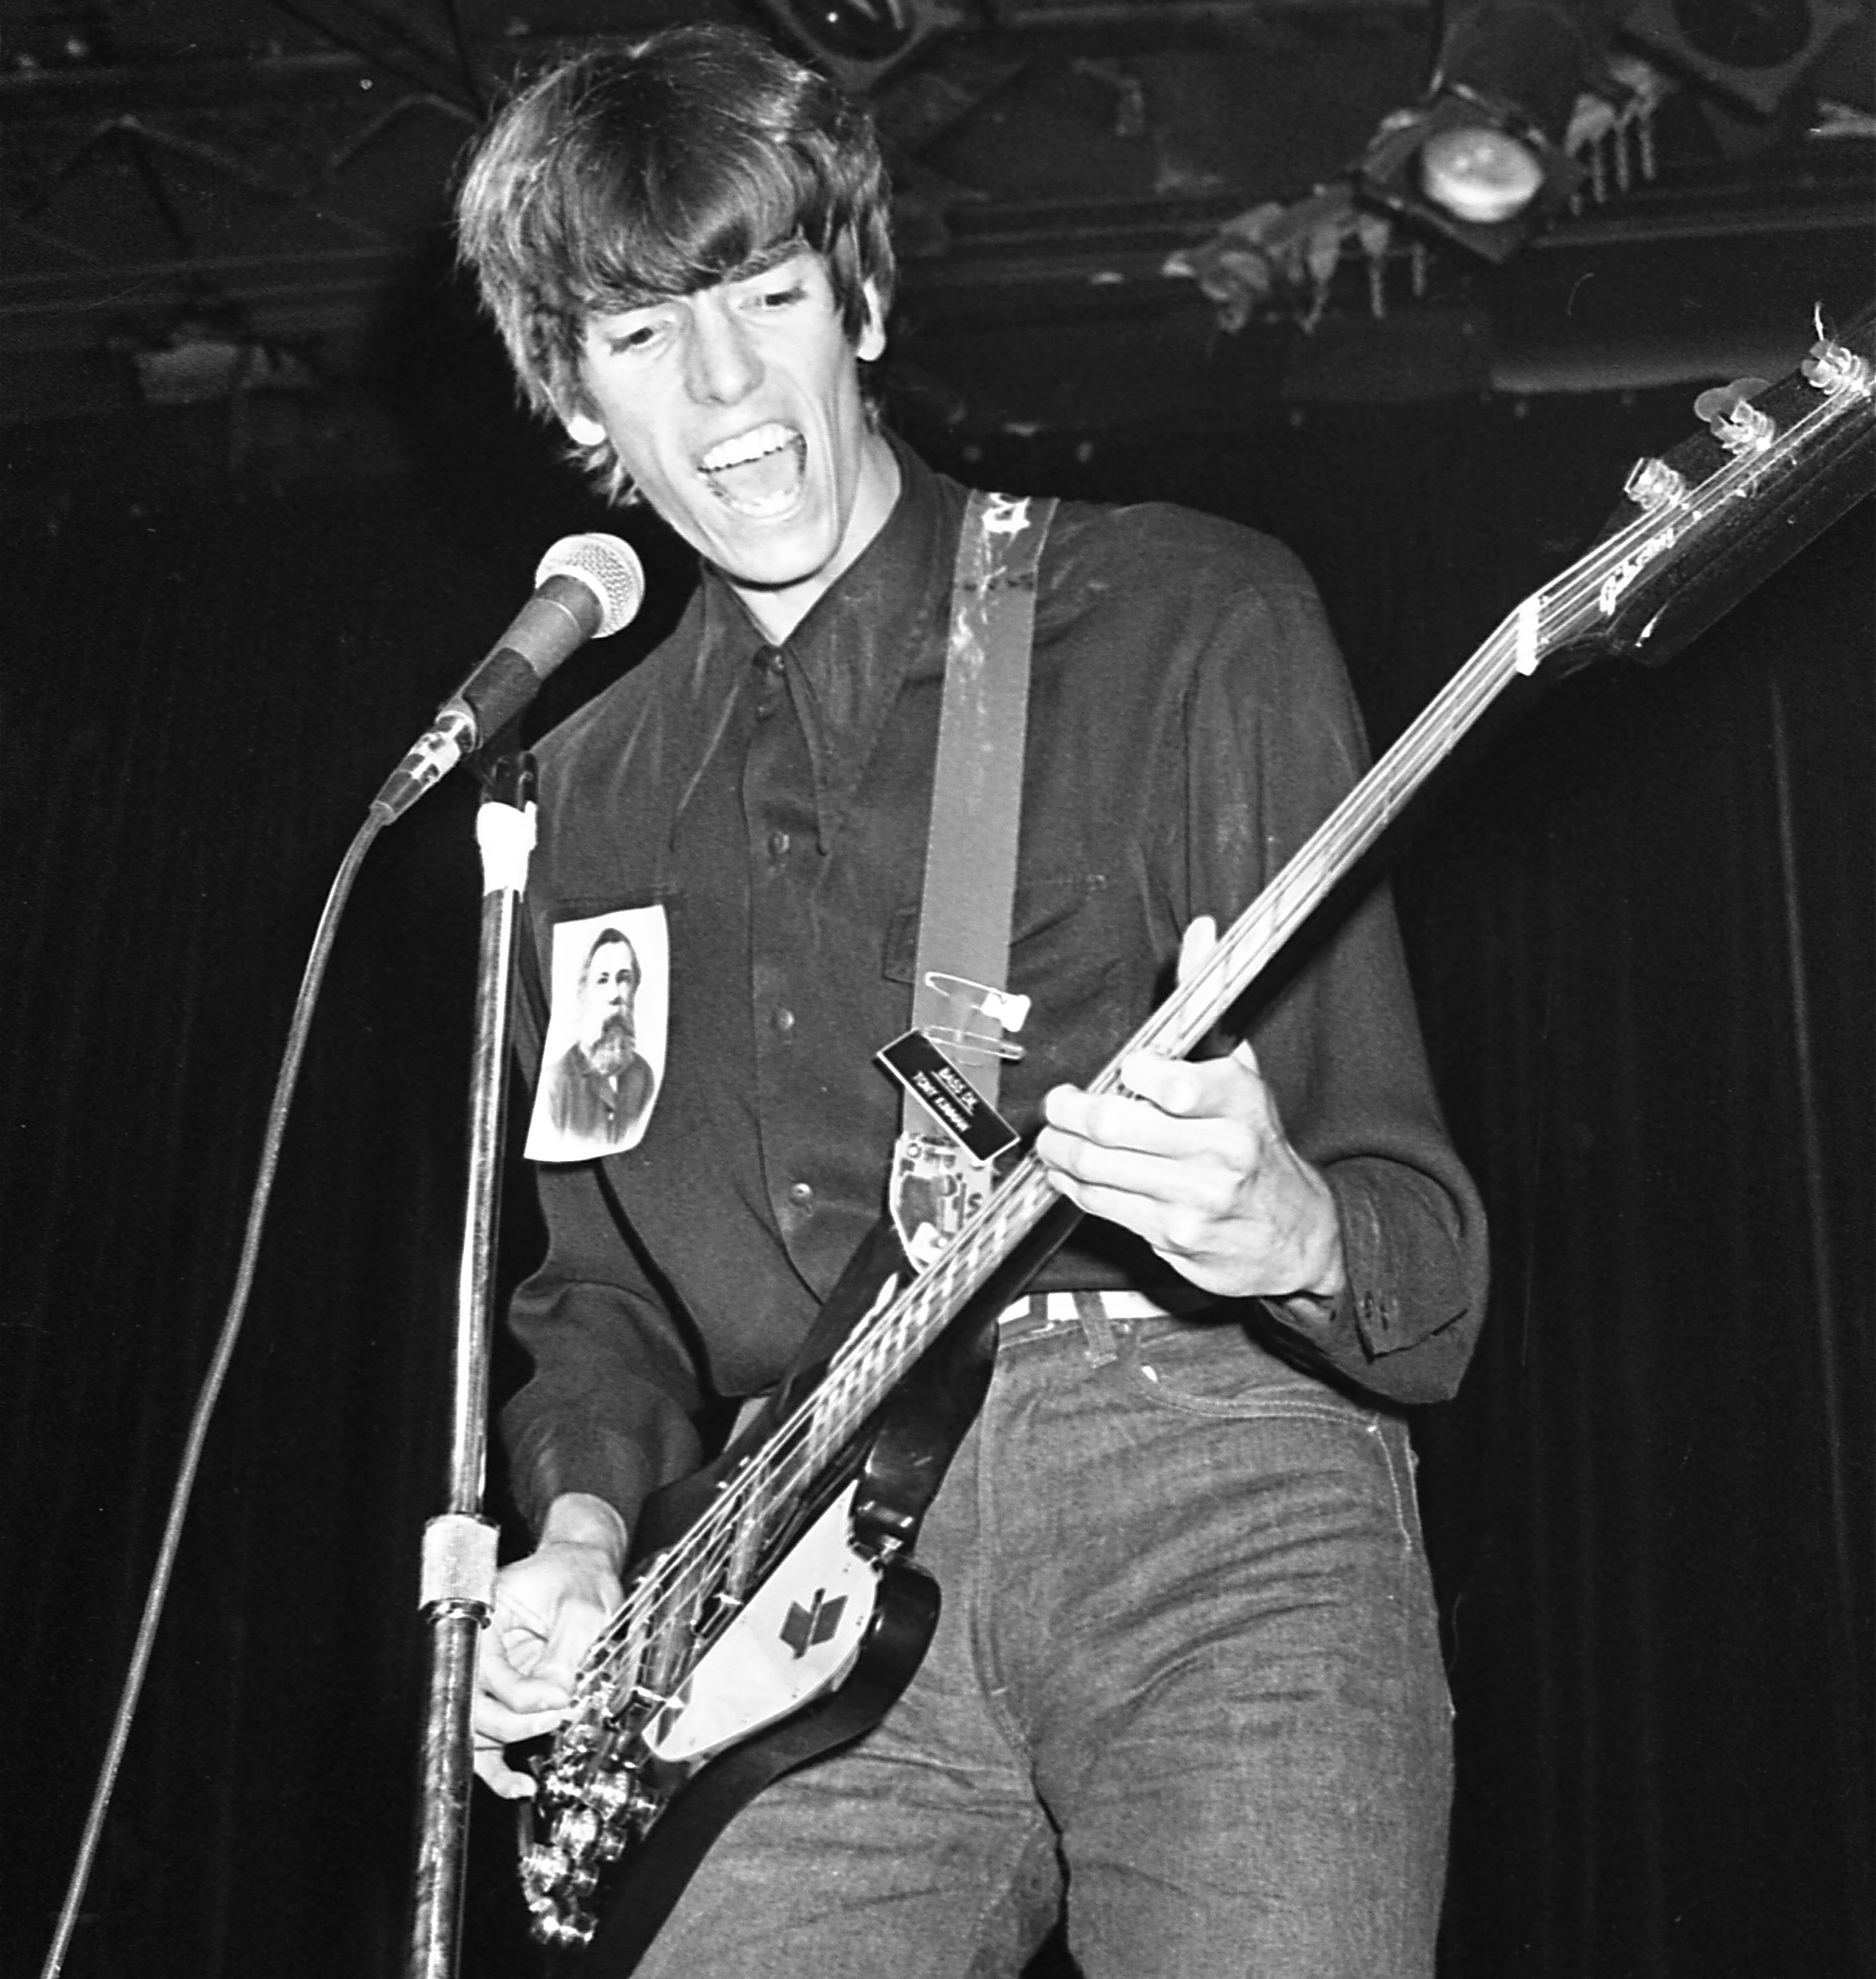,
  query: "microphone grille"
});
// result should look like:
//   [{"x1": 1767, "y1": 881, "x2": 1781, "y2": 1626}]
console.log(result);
[{"x1": 536, "y1": 532, "x2": 646, "y2": 639}]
